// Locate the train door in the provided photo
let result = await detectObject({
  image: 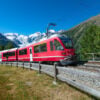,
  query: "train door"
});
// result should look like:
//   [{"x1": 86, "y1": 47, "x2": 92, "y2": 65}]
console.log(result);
[
  {"x1": 0, "y1": 53, "x2": 2, "y2": 62},
  {"x1": 29, "y1": 47, "x2": 33, "y2": 62}
]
